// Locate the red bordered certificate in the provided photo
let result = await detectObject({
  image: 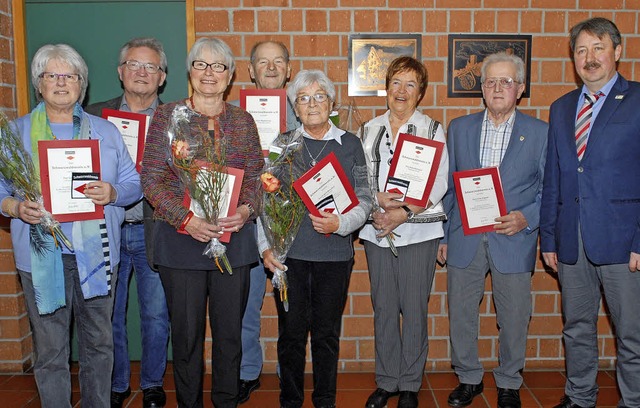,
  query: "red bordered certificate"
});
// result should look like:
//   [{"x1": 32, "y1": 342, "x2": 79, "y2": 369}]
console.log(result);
[
  {"x1": 453, "y1": 167, "x2": 507, "y2": 235},
  {"x1": 101, "y1": 109, "x2": 149, "y2": 172},
  {"x1": 38, "y1": 139, "x2": 104, "y2": 222},
  {"x1": 293, "y1": 152, "x2": 359, "y2": 217},
  {"x1": 240, "y1": 89, "x2": 287, "y2": 156},
  {"x1": 179, "y1": 166, "x2": 245, "y2": 243},
  {"x1": 386, "y1": 133, "x2": 444, "y2": 207}
]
